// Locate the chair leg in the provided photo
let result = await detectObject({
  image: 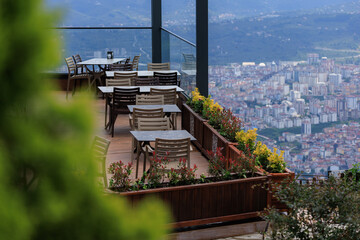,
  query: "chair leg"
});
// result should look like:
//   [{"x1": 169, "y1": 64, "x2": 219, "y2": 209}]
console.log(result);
[
  {"x1": 72, "y1": 79, "x2": 77, "y2": 96},
  {"x1": 111, "y1": 113, "x2": 117, "y2": 137},
  {"x1": 104, "y1": 97, "x2": 108, "y2": 128},
  {"x1": 66, "y1": 77, "x2": 71, "y2": 99}
]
